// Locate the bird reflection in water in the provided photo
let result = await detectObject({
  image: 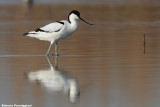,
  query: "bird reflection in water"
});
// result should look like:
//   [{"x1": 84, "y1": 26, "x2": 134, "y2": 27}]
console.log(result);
[{"x1": 27, "y1": 56, "x2": 80, "y2": 103}]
